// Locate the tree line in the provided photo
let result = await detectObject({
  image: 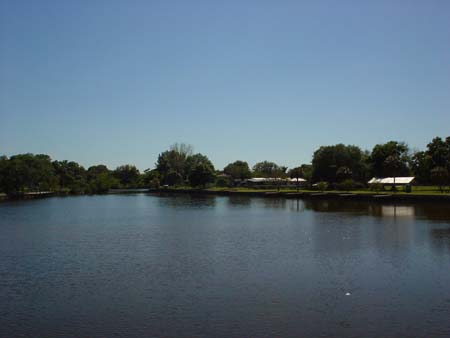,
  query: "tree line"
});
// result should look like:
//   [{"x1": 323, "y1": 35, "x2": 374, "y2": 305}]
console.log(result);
[{"x1": 1, "y1": 136, "x2": 449, "y2": 196}]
